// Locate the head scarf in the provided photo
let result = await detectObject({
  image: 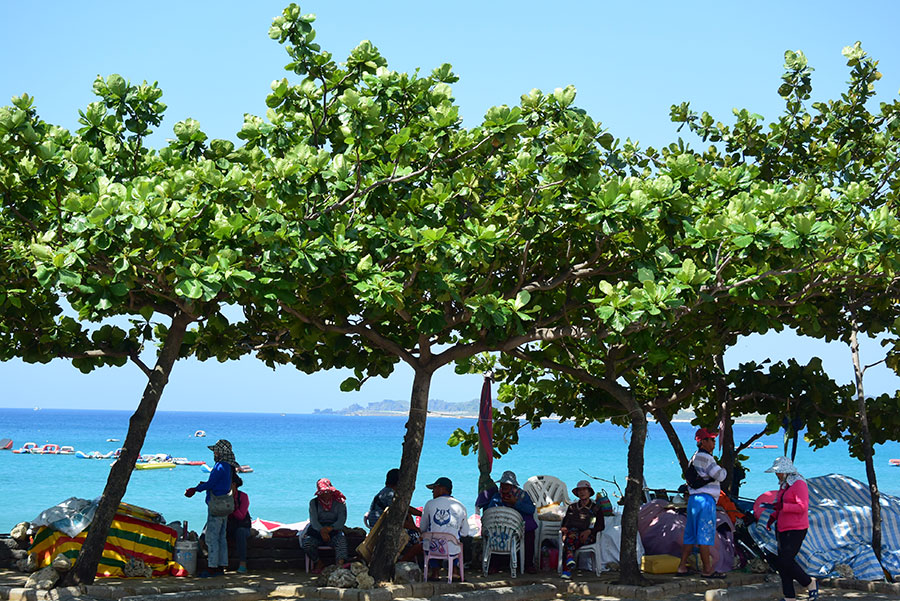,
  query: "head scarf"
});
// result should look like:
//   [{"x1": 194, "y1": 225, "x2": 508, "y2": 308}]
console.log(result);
[
  {"x1": 208, "y1": 439, "x2": 240, "y2": 470},
  {"x1": 315, "y1": 478, "x2": 346, "y2": 511}
]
